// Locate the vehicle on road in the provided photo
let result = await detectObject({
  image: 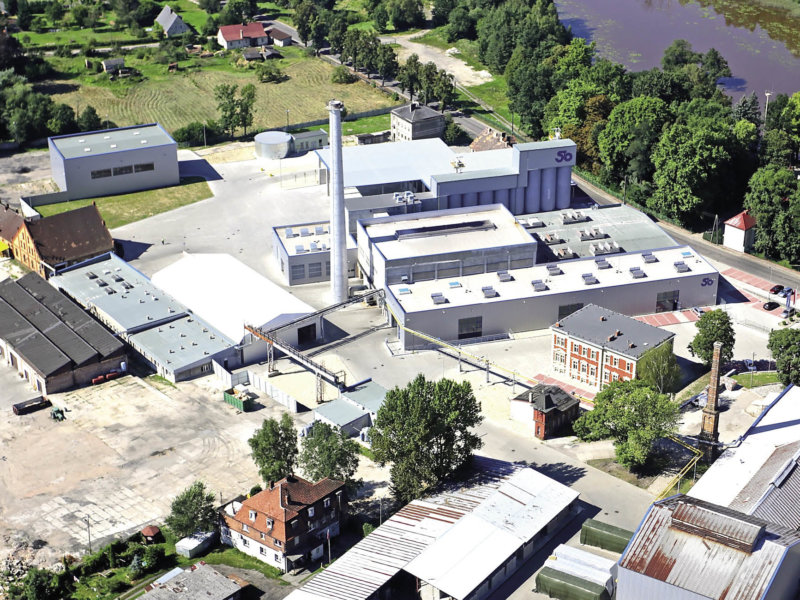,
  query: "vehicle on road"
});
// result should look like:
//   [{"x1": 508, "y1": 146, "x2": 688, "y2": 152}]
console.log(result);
[
  {"x1": 770, "y1": 284, "x2": 784, "y2": 295},
  {"x1": 763, "y1": 301, "x2": 780, "y2": 311},
  {"x1": 691, "y1": 307, "x2": 704, "y2": 317},
  {"x1": 778, "y1": 287, "x2": 794, "y2": 298},
  {"x1": 781, "y1": 307, "x2": 796, "y2": 318},
  {"x1": 744, "y1": 359, "x2": 756, "y2": 372}
]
